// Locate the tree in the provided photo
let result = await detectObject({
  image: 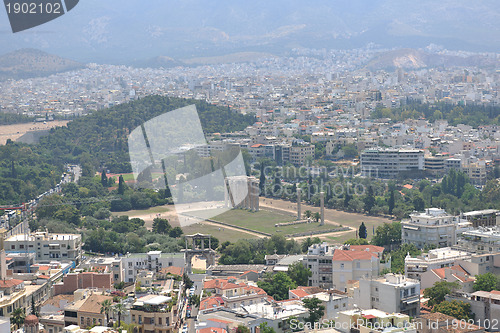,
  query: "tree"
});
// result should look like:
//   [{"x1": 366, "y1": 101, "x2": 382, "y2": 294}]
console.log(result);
[
  {"x1": 190, "y1": 294, "x2": 201, "y2": 307},
  {"x1": 101, "y1": 169, "x2": 108, "y2": 187},
  {"x1": 388, "y1": 189, "x2": 395, "y2": 215},
  {"x1": 313, "y1": 212, "x2": 321, "y2": 222},
  {"x1": 303, "y1": 210, "x2": 312, "y2": 219},
  {"x1": 371, "y1": 222, "x2": 401, "y2": 247},
  {"x1": 346, "y1": 238, "x2": 369, "y2": 245},
  {"x1": 432, "y1": 300, "x2": 474, "y2": 321},
  {"x1": 169, "y1": 226, "x2": 183, "y2": 238},
  {"x1": 359, "y1": 222, "x2": 367, "y2": 239},
  {"x1": 257, "y1": 272, "x2": 297, "y2": 301},
  {"x1": 183, "y1": 273, "x2": 194, "y2": 291},
  {"x1": 11, "y1": 161, "x2": 16, "y2": 178},
  {"x1": 113, "y1": 303, "x2": 125, "y2": 327},
  {"x1": 11, "y1": 308, "x2": 25, "y2": 329},
  {"x1": 259, "y1": 322, "x2": 276, "y2": 333},
  {"x1": 473, "y1": 272, "x2": 499, "y2": 292},
  {"x1": 343, "y1": 192, "x2": 351, "y2": 209},
  {"x1": 287, "y1": 262, "x2": 312, "y2": 286},
  {"x1": 363, "y1": 186, "x2": 376, "y2": 214},
  {"x1": 100, "y1": 299, "x2": 113, "y2": 325},
  {"x1": 424, "y1": 281, "x2": 460, "y2": 307},
  {"x1": 302, "y1": 297, "x2": 325, "y2": 324},
  {"x1": 152, "y1": 218, "x2": 171, "y2": 234},
  {"x1": 301, "y1": 237, "x2": 321, "y2": 253},
  {"x1": 413, "y1": 195, "x2": 425, "y2": 211},
  {"x1": 390, "y1": 243, "x2": 420, "y2": 274},
  {"x1": 31, "y1": 295, "x2": 39, "y2": 317},
  {"x1": 236, "y1": 325, "x2": 250, "y2": 333},
  {"x1": 118, "y1": 175, "x2": 126, "y2": 195}
]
